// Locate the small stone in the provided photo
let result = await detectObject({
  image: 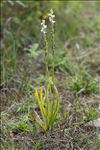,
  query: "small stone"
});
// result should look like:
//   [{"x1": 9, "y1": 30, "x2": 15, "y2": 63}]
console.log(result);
[{"x1": 86, "y1": 118, "x2": 100, "y2": 127}]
